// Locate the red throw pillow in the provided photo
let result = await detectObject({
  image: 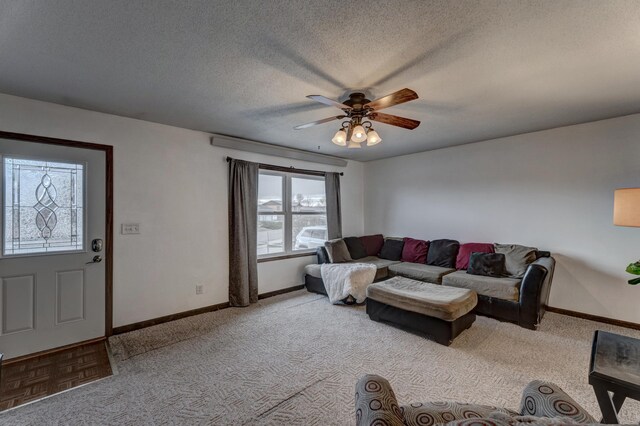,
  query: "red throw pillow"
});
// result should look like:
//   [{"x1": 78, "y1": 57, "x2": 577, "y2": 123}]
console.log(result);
[
  {"x1": 456, "y1": 243, "x2": 495, "y2": 270},
  {"x1": 360, "y1": 234, "x2": 384, "y2": 257},
  {"x1": 401, "y1": 237, "x2": 429, "y2": 263}
]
